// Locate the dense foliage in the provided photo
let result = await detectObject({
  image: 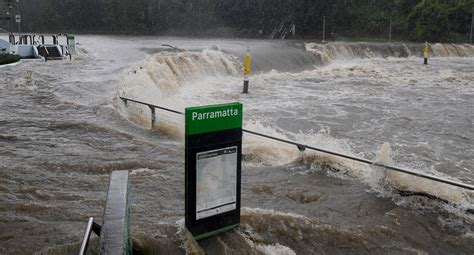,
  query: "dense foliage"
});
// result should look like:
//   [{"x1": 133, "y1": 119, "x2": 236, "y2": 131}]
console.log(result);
[
  {"x1": 0, "y1": 53, "x2": 20, "y2": 65},
  {"x1": 1, "y1": 0, "x2": 473, "y2": 42}
]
